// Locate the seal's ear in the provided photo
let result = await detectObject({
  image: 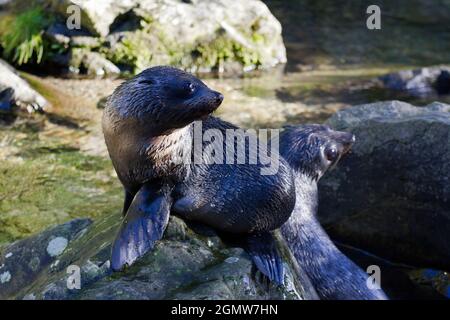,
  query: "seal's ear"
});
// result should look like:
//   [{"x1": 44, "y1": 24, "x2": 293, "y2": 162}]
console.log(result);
[{"x1": 111, "y1": 183, "x2": 172, "y2": 271}]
